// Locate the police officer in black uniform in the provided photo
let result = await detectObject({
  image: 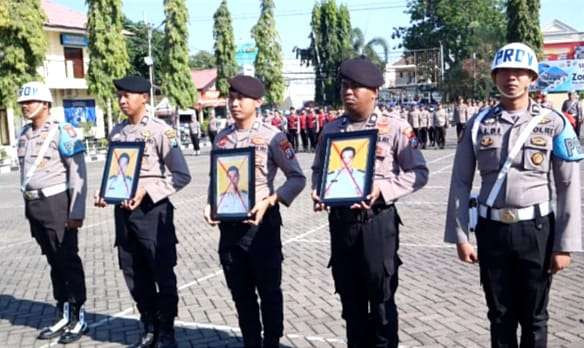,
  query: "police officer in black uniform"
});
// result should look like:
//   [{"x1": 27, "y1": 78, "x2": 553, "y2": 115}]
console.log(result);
[
  {"x1": 204, "y1": 76, "x2": 306, "y2": 348},
  {"x1": 95, "y1": 76, "x2": 191, "y2": 348},
  {"x1": 312, "y1": 58, "x2": 429, "y2": 347}
]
